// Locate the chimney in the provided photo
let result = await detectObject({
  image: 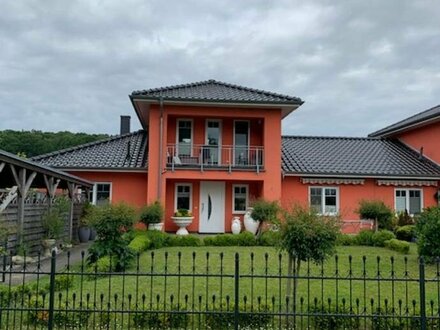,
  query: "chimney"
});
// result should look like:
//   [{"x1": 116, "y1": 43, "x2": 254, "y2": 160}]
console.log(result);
[{"x1": 120, "y1": 115, "x2": 131, "y2": 135}]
